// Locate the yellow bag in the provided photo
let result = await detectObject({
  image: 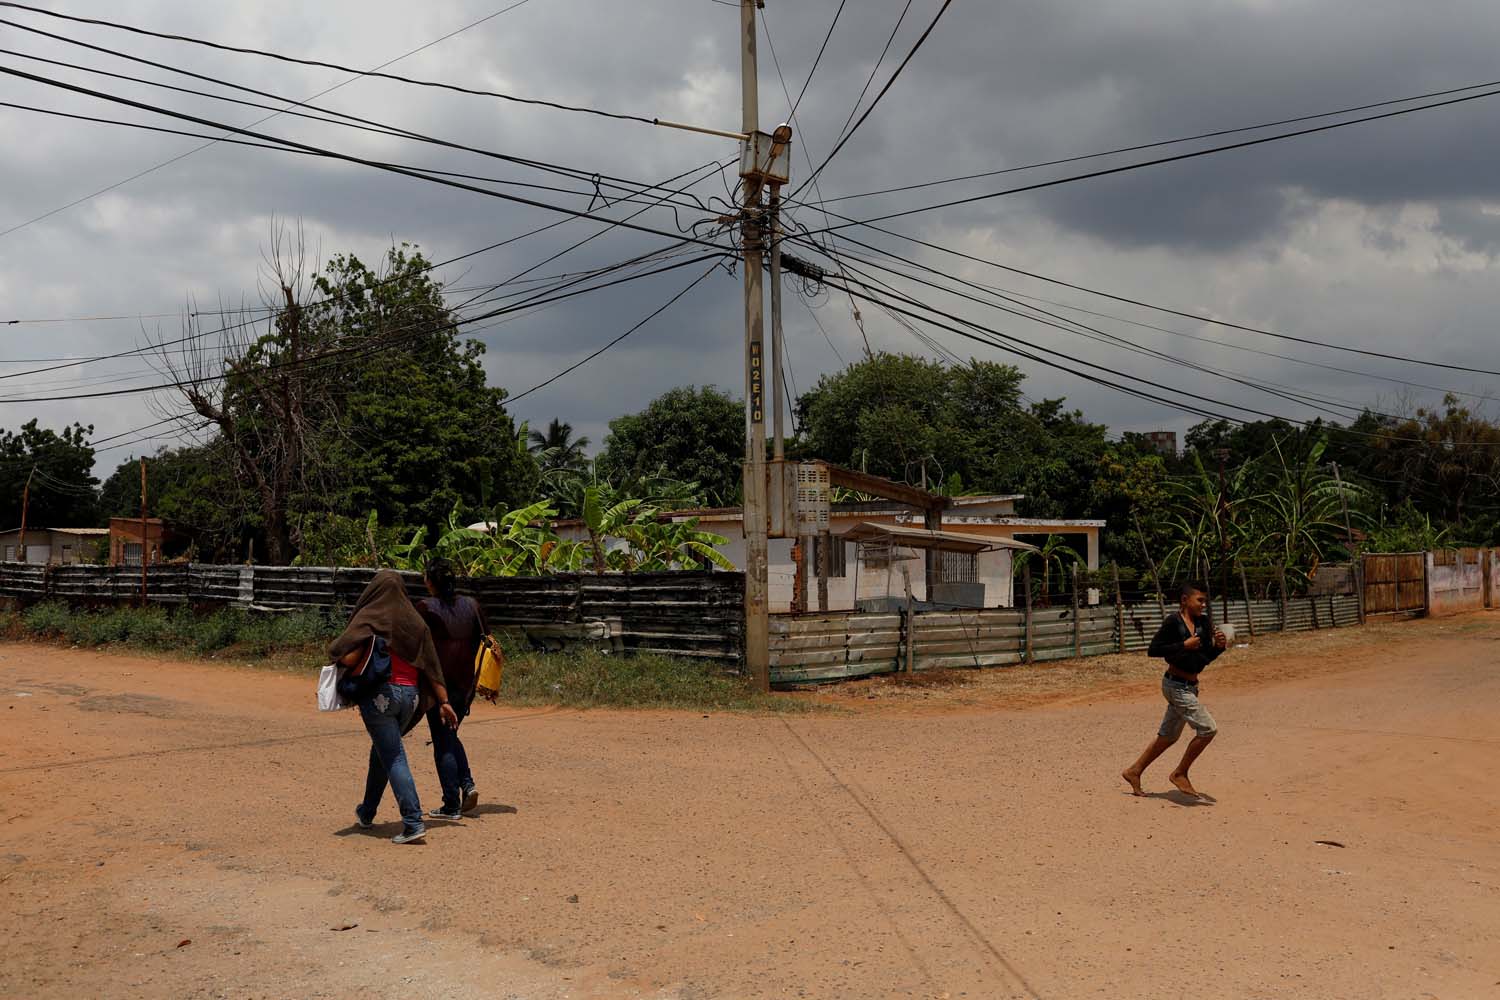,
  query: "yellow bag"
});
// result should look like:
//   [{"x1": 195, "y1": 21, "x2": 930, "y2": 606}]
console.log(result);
[{"x1": 474, "y1": 634, "x2": 504, "y2": 703}]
